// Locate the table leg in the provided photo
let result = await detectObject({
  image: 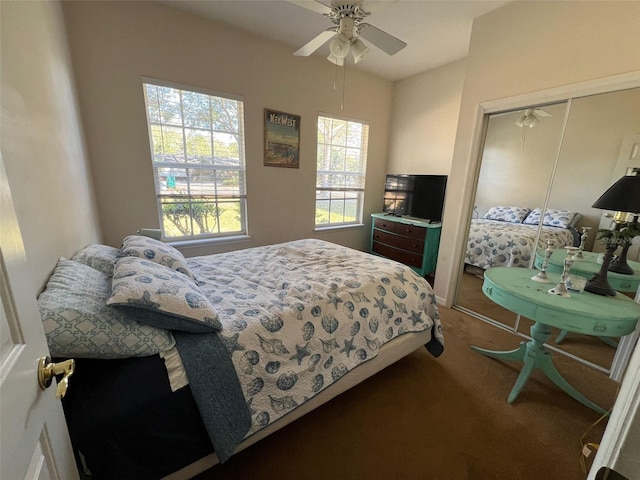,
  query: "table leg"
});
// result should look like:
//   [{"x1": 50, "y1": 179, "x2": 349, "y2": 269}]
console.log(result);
[
  {"x1": 555, "y1": 329, "x2": 618, "y2": 348},
  {"x1": 554, "y1": 330, "x2": 569, "y2": 344},
  {"x1": 472, "y1": 322, "x2": 607, "y2": 415},
  {"x1": 536, "y1": 351, "x2": 607, "y2": 415},
  {"x1": 470, "y1": 341, "x2": 527, "y2": 362}
]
